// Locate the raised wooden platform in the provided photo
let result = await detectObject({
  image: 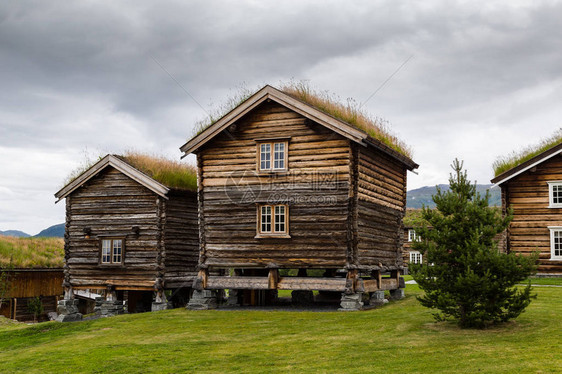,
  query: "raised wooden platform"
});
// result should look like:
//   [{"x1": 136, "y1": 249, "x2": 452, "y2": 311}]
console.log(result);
[{"x1": 196, "y1": 269, "x2": 401, "y2": 293}]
